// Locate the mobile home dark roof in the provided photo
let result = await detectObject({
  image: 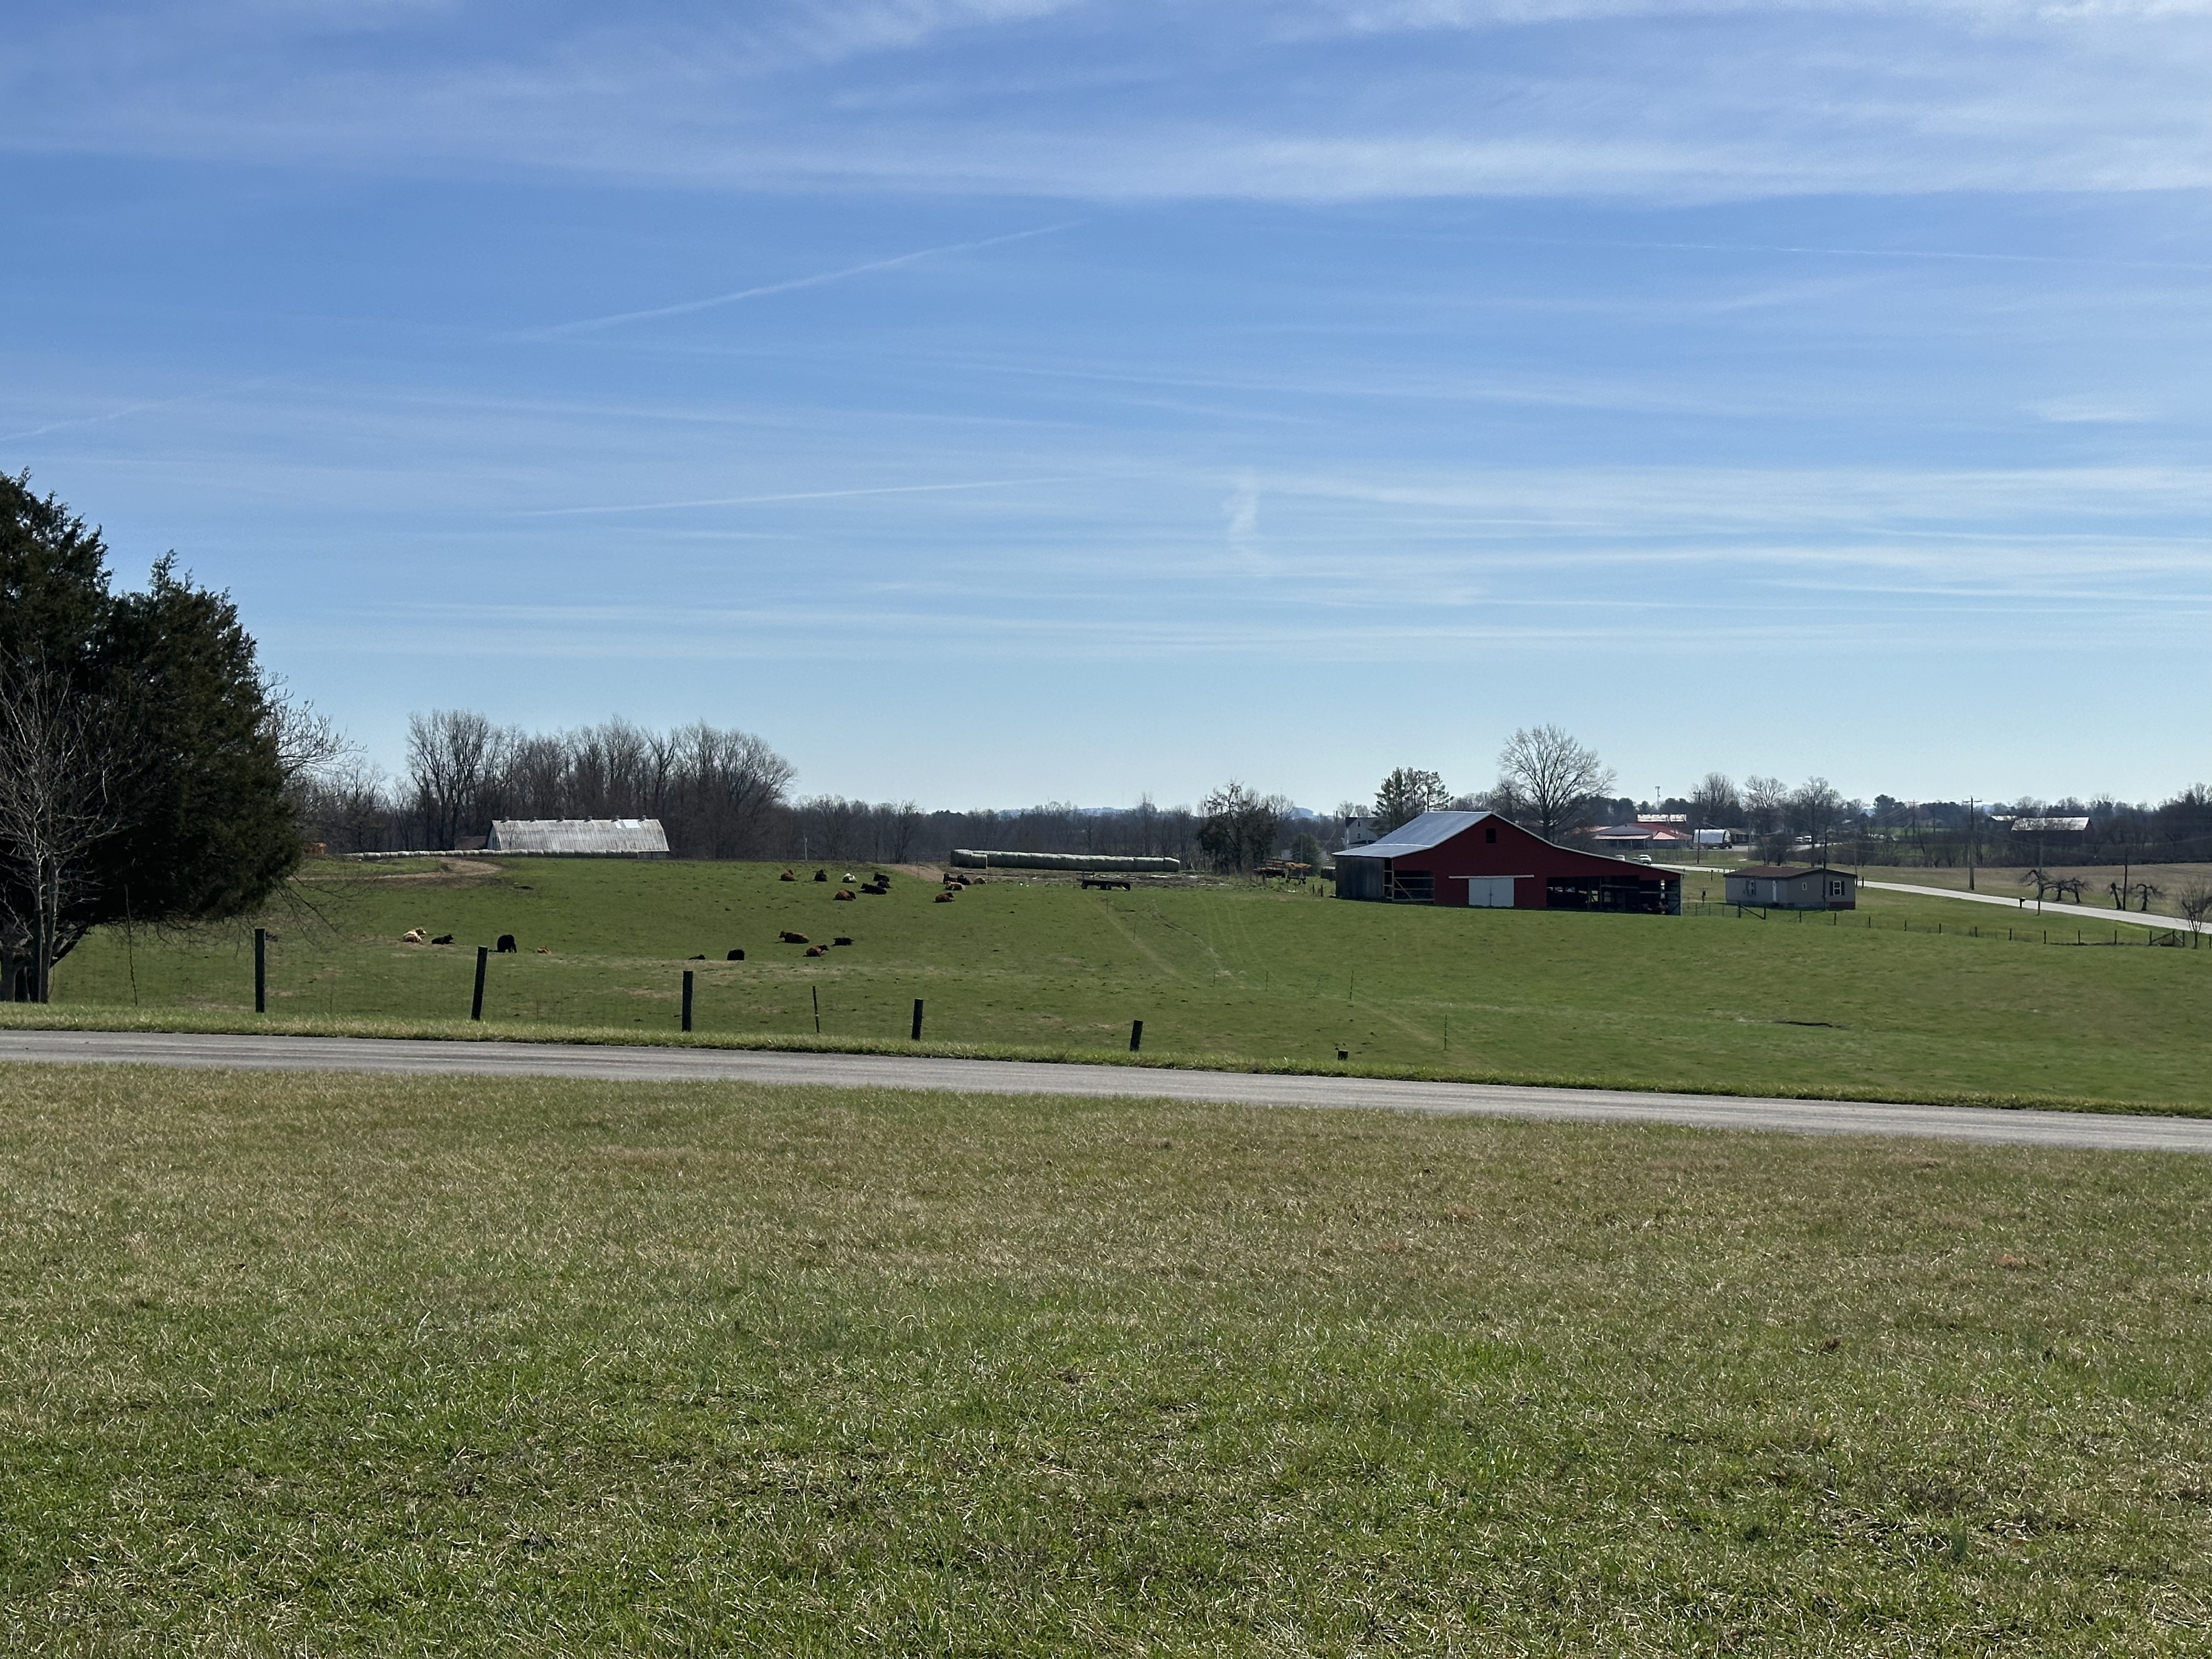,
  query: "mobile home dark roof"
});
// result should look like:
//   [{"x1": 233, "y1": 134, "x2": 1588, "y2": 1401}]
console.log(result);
[{"x1": 1331, "y1": 810, "x2": 1494, "y2": 860}]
